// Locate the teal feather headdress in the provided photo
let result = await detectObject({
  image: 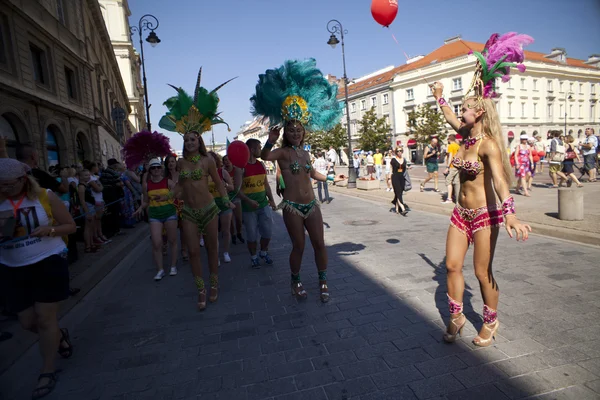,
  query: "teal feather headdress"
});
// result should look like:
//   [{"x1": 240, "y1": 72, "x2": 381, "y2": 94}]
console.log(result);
[
  {"x1": 250, "y1": 59, "x2": 342, "y2": 132},
  {"x1": 159, "y1": 68, "x2": 235, "y2": 135}
]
